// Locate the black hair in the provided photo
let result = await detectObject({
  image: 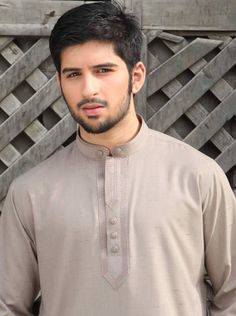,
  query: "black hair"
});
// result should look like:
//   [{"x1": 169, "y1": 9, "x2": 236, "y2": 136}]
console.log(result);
[{"x1": 49, "y1": 1, "x2": 143, "y2": 73}]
